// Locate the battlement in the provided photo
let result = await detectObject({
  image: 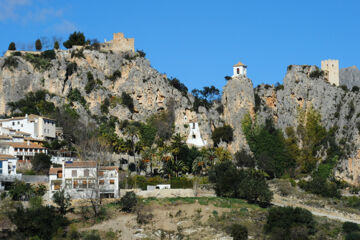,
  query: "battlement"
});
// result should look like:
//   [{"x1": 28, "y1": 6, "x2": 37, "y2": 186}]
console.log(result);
[
  {"x1": 101, "y1": 32, "x2": 134, "y2": 53},
  {"x1": 321, "y1": 59, "x2": 339, "y2": 86}
]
